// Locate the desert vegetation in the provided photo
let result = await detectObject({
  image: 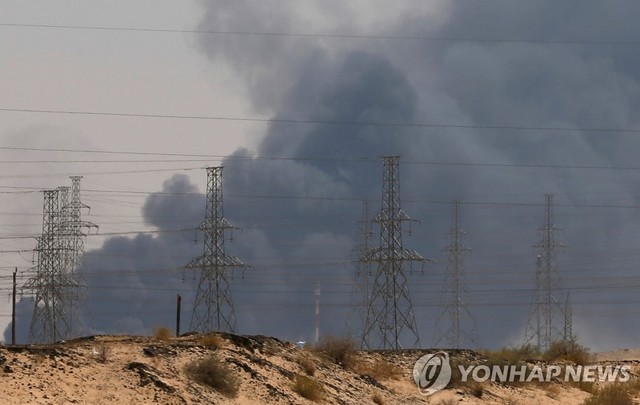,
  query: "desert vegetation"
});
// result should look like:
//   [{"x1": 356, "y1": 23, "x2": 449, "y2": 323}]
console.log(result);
[
  {"x1": 314, "y1": 335, "x2": 358, "y2": 369},
  {"x1": 292, "y1": 374, "x2": 324, "y2": 402},
  {"x1": 481, "y1": 338, "x2": 591, "y2": 366},
  {"x1": 371, "y1": 392, "x2": 386, "y2": 404},
  {"x1": 582, "y1": 383, "x2": 633, "y2": 405},
  {"x1": 198, "y1": 333, "x2": 224, "y2": 349},
  {"x1": 185, "y1": 354, "x2": 240, "y2": 398},
  {"x1": 295, "y1": 352, "x2": 317, "y2": 376},
  {"x1": 152, "y1": 326, "x2": 173, "y2": 341},
  {"x1": 543, "y1": 339, "x2": 591, "y2": 365}
]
